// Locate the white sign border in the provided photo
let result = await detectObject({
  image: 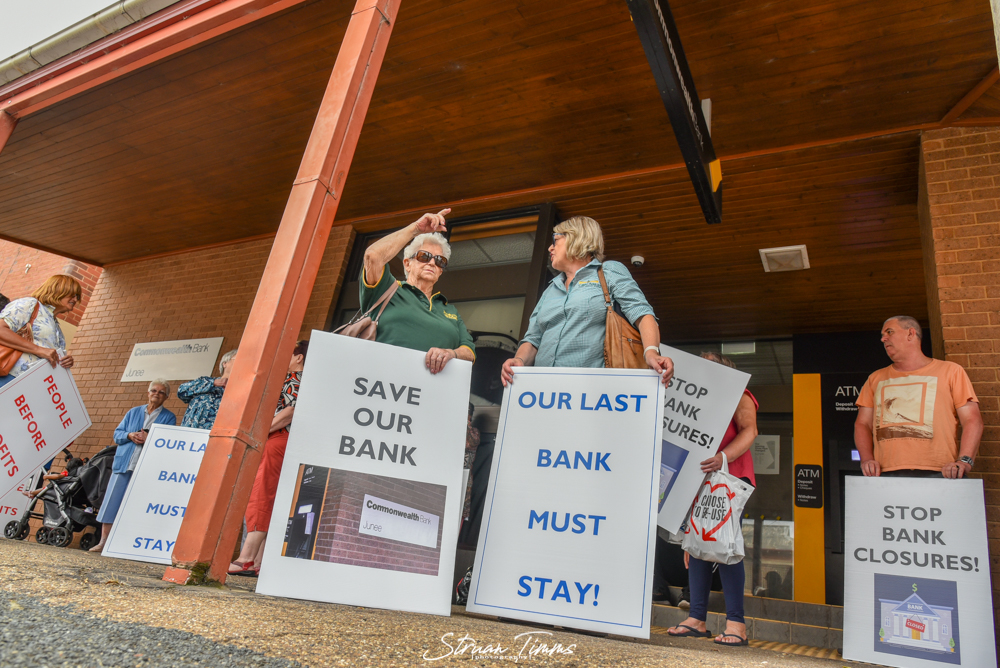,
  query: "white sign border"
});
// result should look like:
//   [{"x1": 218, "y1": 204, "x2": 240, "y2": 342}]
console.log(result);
[{"x1": 467, "y1": 367, "x2": 664, "y2": 636}]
